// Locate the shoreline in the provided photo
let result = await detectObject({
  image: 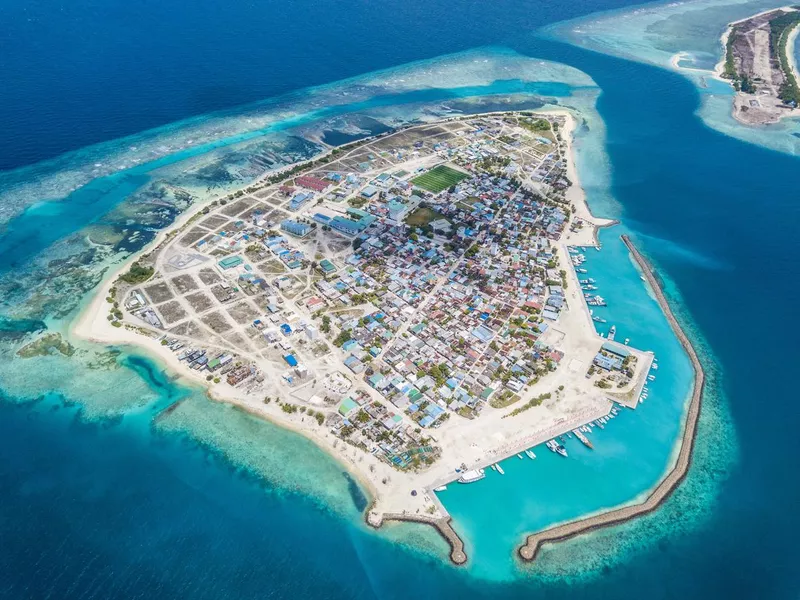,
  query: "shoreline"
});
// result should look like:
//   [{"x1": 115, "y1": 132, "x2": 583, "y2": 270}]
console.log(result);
[
  {"x1": 70, "y1": 109, "x2": 677, "y2": 567},
  {"x1": 518, "y1": 234, "x2": 705, "y2": 562}
]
